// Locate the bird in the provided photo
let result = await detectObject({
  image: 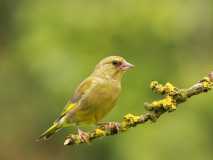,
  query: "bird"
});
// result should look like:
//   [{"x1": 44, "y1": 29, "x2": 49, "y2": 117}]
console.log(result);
[{"x1": 37, "y1": 56, "x2": 134, "y2": 142}]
